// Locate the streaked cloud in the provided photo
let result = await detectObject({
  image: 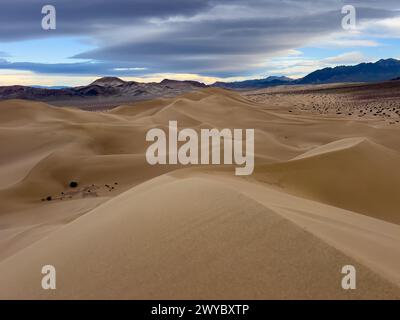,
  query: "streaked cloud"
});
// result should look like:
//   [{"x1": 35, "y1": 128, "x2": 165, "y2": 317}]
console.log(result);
[
  {"x1": 0, "y1": 0, "x2": 399, "y2": 83},
  {"x1": 264, "y1": 51, "x2": 370, "y2": 78}
]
